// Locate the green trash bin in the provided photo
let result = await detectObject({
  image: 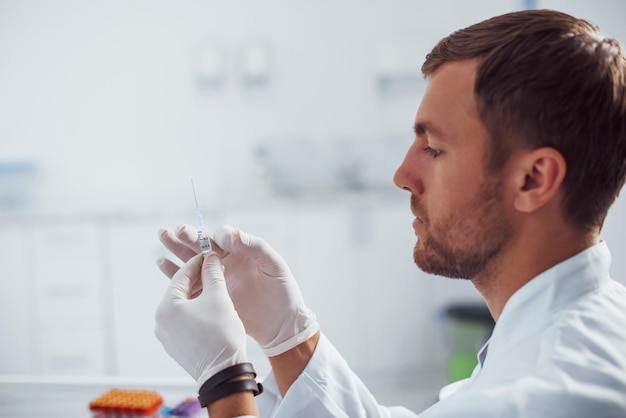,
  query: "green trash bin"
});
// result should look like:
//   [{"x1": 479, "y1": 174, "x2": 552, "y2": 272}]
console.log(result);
[{"x1": 443, "y1": 303, "x2": 495, "y2": 382}]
